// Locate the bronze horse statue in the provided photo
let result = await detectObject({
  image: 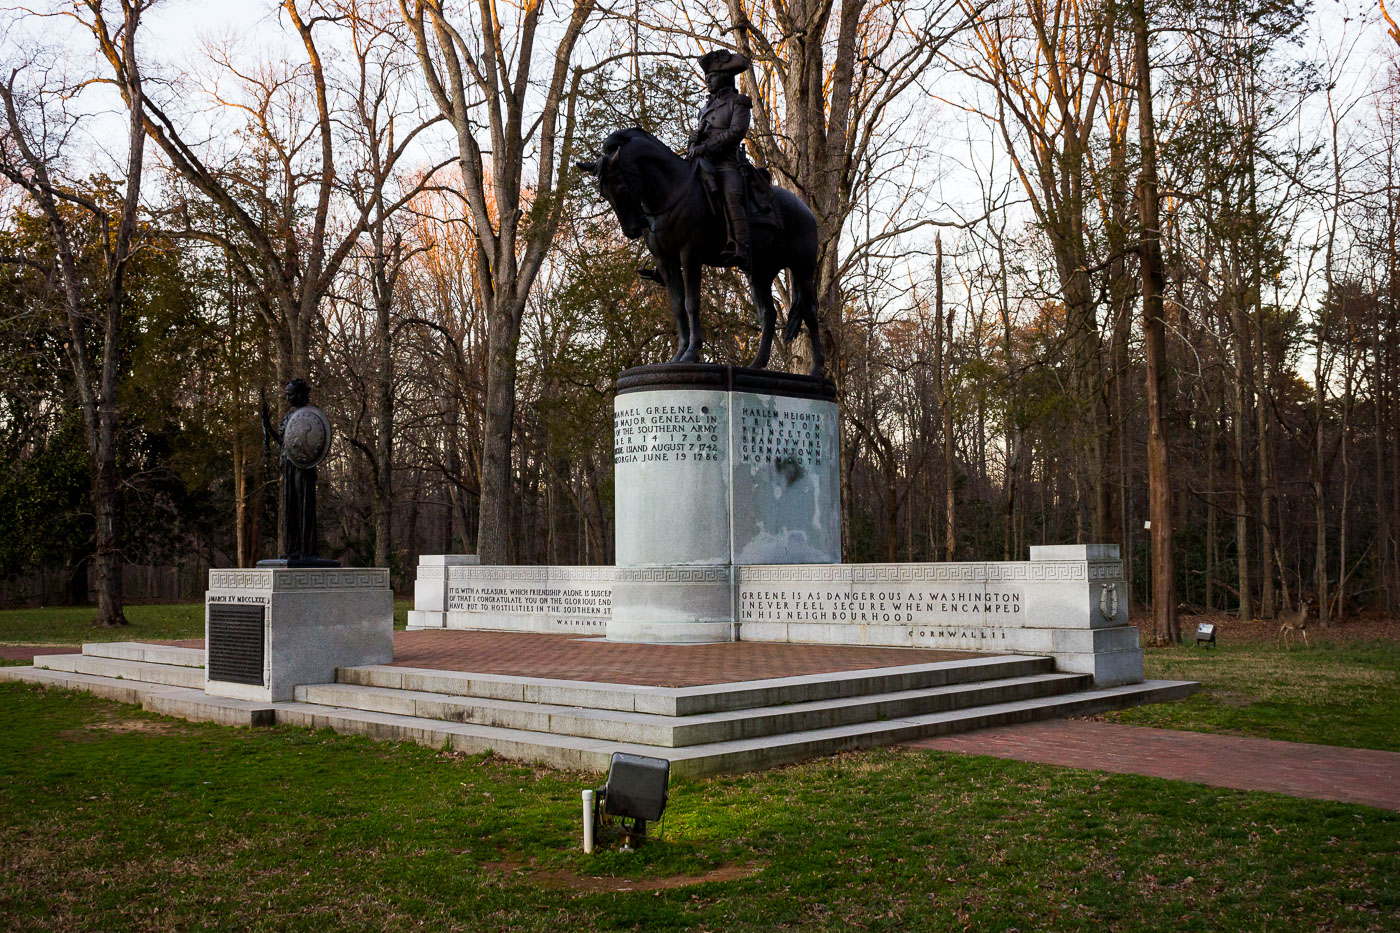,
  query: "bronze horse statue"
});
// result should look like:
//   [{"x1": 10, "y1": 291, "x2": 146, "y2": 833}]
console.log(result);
[{"x1": 577, "y1": 128, "x2": 824, "y2": 376}]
